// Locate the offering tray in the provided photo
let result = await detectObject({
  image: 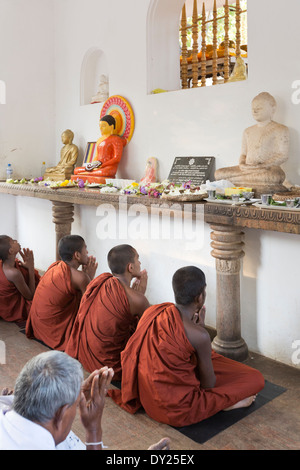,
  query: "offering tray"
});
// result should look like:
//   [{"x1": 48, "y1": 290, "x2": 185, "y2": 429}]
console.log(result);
[
  {"x1": 87, "y1": 183, "x2": 102, "y2": 188},
  {"x1": 204, "y1": 198, "x2": 260, "y2": 205},
  {"x1": 253, "y1": 202, "x2": 300, "y2": 211},
  {"x1": 161, "y1": 192, "x2": 207, "y2": 202}
]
